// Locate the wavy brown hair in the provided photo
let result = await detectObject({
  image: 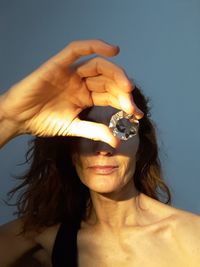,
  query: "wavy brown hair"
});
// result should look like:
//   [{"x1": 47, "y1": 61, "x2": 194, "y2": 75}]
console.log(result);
[{"x1": 5, "y1": 85, "x2": 172, "y2": 234}]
